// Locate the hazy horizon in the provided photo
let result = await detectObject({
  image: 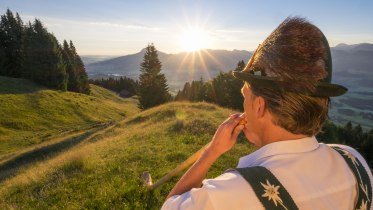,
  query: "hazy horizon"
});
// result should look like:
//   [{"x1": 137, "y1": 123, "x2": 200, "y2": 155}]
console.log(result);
[{"x1": 78, "y1": 42, "x2": 373, "y2": 57}]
